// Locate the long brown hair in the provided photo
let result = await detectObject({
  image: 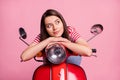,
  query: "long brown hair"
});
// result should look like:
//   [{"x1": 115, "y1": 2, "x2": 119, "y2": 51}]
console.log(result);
[{"x1": 40, "y1": 9, "x2": 70, "y2": 41}]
